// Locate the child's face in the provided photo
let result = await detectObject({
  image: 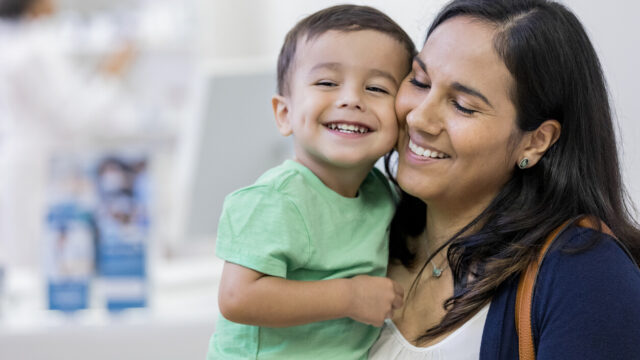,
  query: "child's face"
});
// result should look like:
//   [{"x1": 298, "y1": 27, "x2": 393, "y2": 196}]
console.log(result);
[{"x1": 275, "y1": 30, "x2": 410, "y2": 172}]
